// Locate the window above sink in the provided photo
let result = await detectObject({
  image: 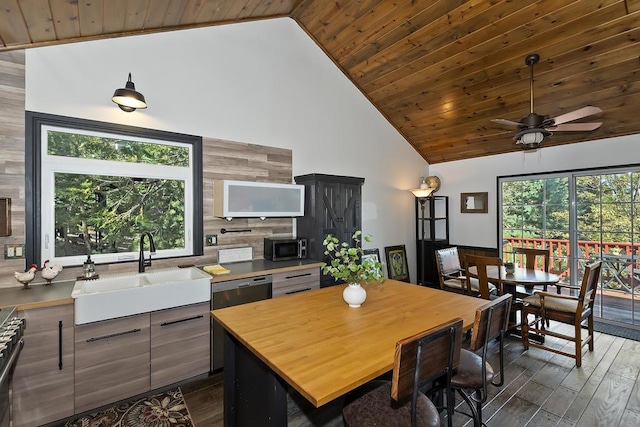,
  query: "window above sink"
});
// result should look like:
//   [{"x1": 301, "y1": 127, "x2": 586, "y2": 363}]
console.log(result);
[{"x1": 25, "y1": 112, "x2": 204, "y2": 267}]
